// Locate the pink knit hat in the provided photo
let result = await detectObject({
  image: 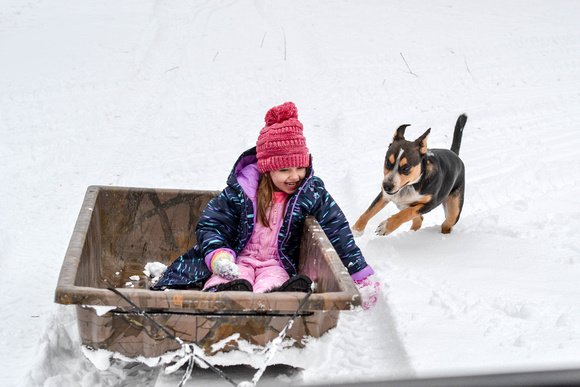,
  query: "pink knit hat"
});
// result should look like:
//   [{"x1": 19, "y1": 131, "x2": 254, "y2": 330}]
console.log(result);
[{"x1": 256, "y1": 102, "x2": 310, "y2": 174}]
